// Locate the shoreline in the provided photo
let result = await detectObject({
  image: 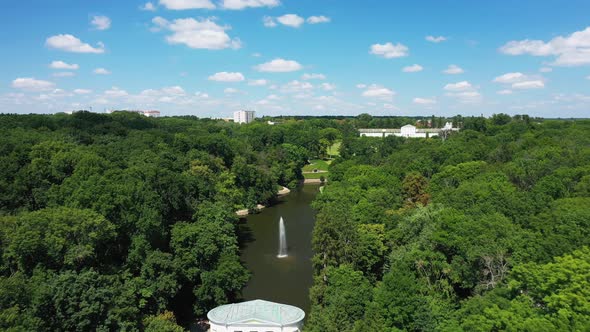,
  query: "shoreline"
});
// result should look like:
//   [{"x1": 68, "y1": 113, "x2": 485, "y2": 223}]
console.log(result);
[{"x1": 236, "y1": 186, "x2": 291, "y2": 217}]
